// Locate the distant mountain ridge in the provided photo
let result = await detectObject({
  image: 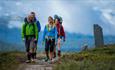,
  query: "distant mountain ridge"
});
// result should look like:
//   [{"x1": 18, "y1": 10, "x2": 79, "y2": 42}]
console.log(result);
[{"x1": 0, "y1": 16, "x2": 115, "y2": 52}]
